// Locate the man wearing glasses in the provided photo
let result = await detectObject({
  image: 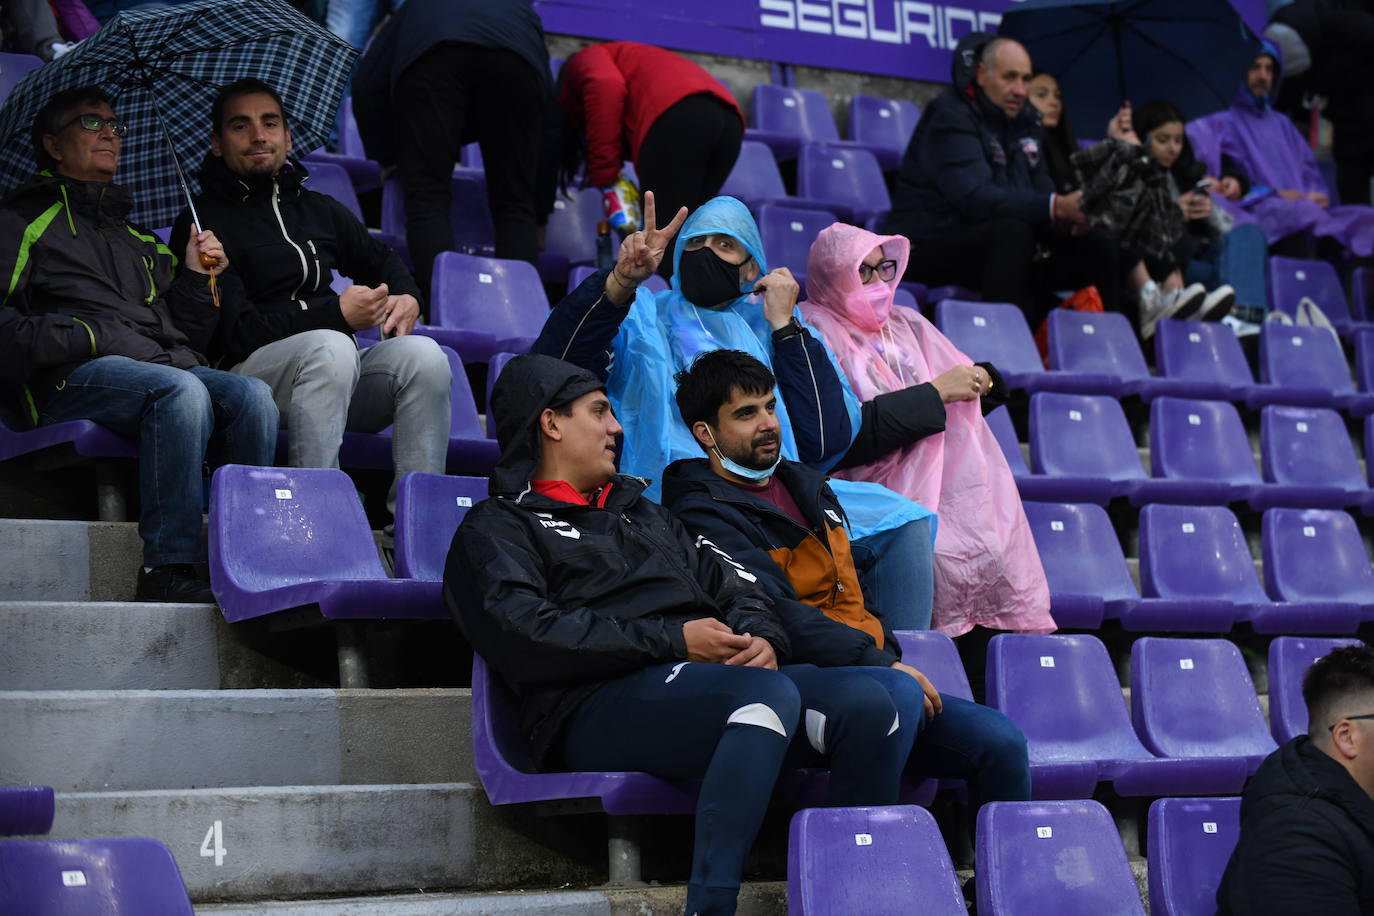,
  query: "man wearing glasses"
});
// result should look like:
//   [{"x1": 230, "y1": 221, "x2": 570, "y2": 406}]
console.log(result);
[
  {"x1": 0, "y1": 86, "x2": 278, "y2": 601},
  {"x1": 1217, "y1": 643, "x2": 1374, "y2": 913}
]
